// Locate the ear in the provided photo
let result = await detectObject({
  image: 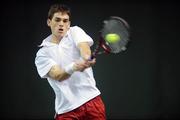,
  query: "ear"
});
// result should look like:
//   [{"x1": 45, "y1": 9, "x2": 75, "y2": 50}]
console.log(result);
[{"x1": 47, "y1": 19, "x2": 51, "y2": 27}]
